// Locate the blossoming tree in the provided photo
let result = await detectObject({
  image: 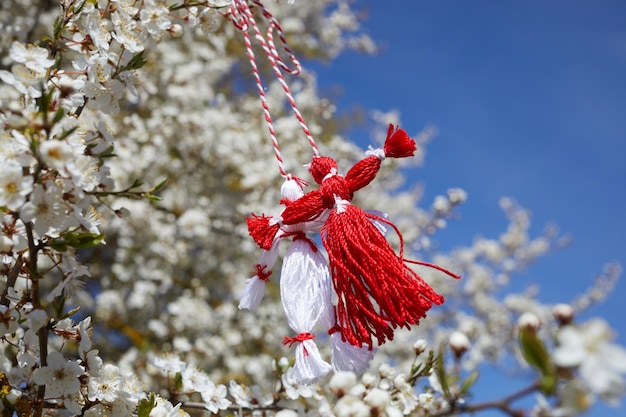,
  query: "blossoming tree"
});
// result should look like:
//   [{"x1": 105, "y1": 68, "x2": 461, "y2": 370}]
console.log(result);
[{"x1": 1, "y1": 1, "x2": 625, "y2": 416}]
